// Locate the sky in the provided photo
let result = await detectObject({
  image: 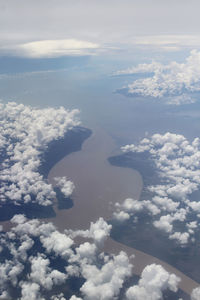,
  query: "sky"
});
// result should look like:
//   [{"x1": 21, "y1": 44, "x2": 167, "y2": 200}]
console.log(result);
[{"x1": 1, "y1": 0, "x2": 200, "y2": 56}]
